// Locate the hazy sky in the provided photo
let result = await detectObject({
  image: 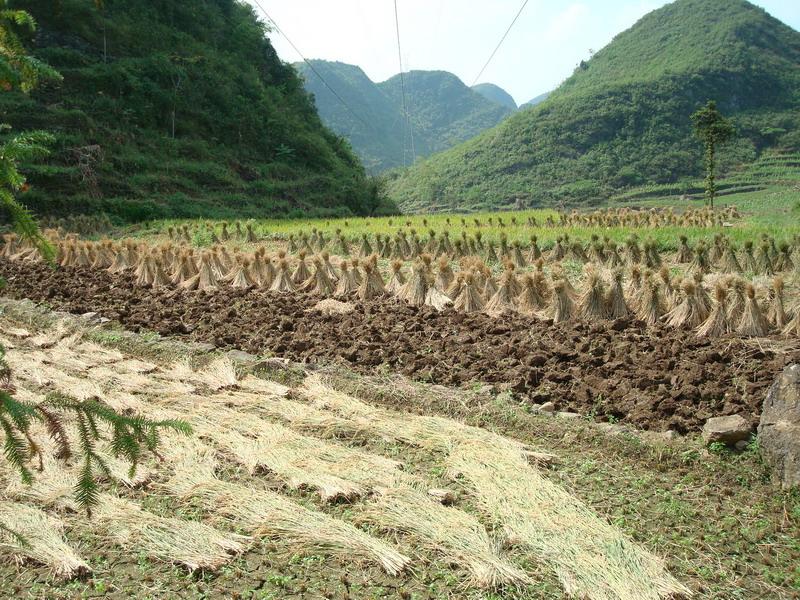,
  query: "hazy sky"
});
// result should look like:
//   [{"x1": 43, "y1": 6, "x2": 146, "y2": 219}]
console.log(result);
[{"x1": 247, "y1": 0, "x2": 800, "y2": 106}]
